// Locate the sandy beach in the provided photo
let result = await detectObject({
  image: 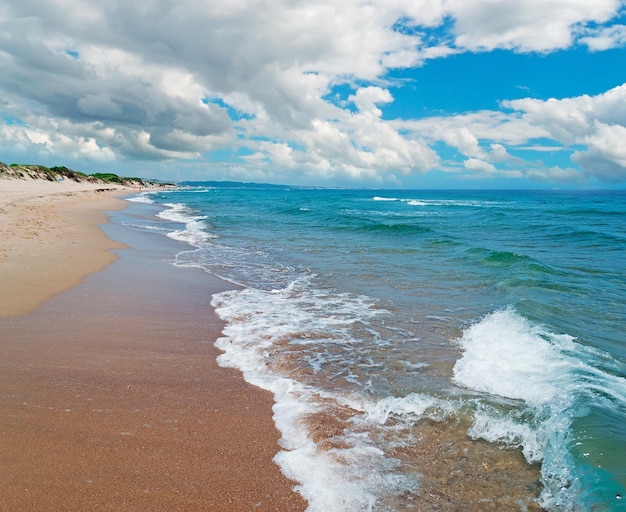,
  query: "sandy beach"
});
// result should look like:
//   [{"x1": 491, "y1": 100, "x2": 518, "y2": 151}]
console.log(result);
[
  {"x1": 0, "y1": 177, "x2": 306, "y2": 510},
  {"x1": 0, "y1": 177, "x2": 128, "y2": 317}
]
